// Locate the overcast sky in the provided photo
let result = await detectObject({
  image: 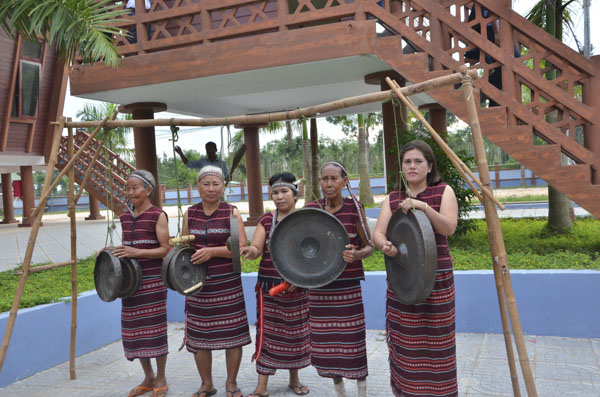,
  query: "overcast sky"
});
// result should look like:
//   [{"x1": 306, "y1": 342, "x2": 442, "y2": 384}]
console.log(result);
[{"x1": 63, "y1": 1, "x2": 599, "y2": 158}]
